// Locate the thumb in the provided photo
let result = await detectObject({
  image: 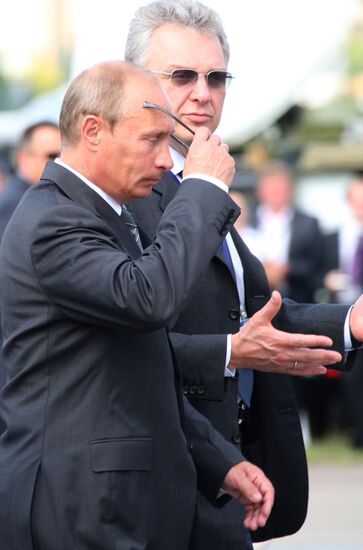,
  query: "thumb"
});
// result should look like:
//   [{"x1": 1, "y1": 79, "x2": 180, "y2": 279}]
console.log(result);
[
  {"x1": 190, "y1": 126, "x2": 211, "y2": 144},
  {"x1": 253, "y1": 290, "x2": 282, "y2": 324}
]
